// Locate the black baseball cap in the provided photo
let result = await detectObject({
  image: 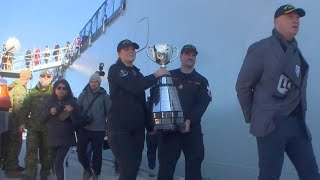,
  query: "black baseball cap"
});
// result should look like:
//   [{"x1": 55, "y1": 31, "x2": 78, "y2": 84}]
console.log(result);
[
  {"x1": 180, "y1": 44, "x2": 198, "y2": 55},
  {"x1": 274, "y1": 4, "x2": 305, "y2": 19},
  {"x1": 117, "y1": 39, "x2": 139, "y2": 52}
]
